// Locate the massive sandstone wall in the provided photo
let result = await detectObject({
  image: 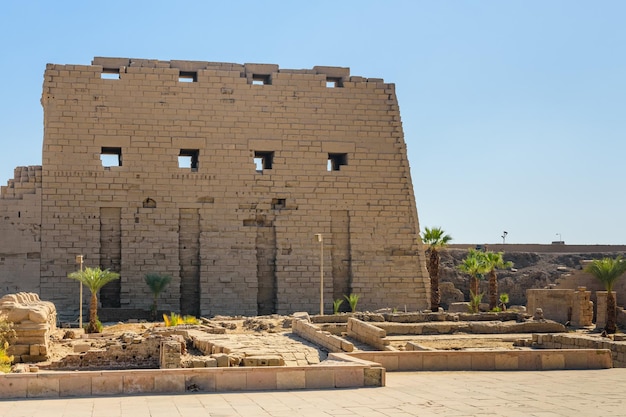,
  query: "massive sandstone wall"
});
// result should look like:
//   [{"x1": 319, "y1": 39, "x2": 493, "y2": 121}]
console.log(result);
[
  {"x1": 35, "y1": 57, "x2": 429, "y2": 319},
  {"x1": 0, "y1": 166, "x2": 42, "y2": 295}
]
